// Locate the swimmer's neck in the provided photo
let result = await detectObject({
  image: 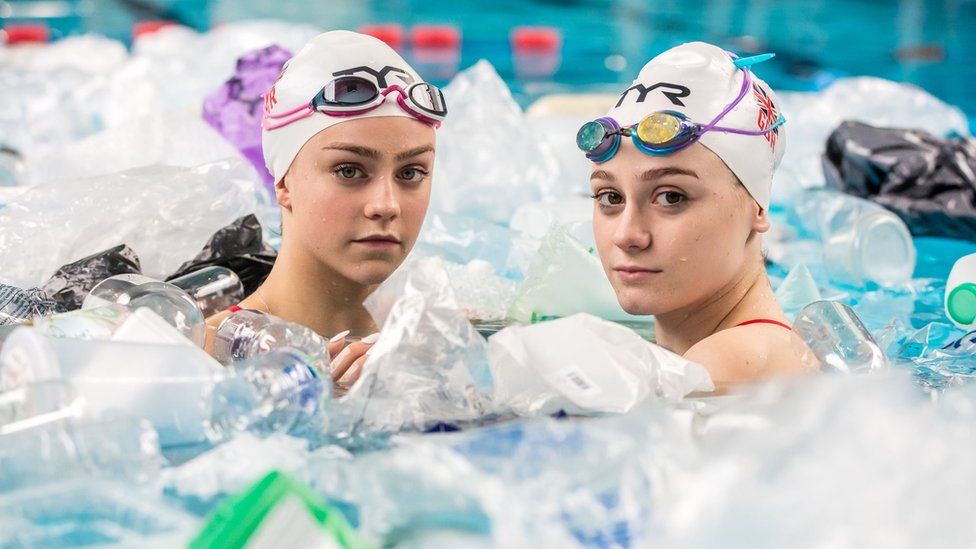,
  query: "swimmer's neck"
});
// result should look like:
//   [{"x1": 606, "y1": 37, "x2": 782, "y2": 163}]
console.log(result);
[
  {"x1": 249, "y1": 242, "x2": 378, "y2": 339},
  {"x1": 653, "y1": 261, "x2": 783, "y2": 355}
]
